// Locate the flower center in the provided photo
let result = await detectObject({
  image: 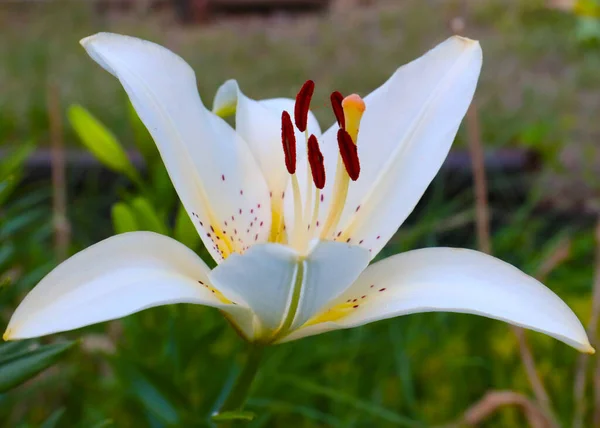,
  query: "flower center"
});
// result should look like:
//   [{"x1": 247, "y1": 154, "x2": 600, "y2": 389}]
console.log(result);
[{"x1": 274, "y1": 81, "x2": 366, "y2": 252}]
